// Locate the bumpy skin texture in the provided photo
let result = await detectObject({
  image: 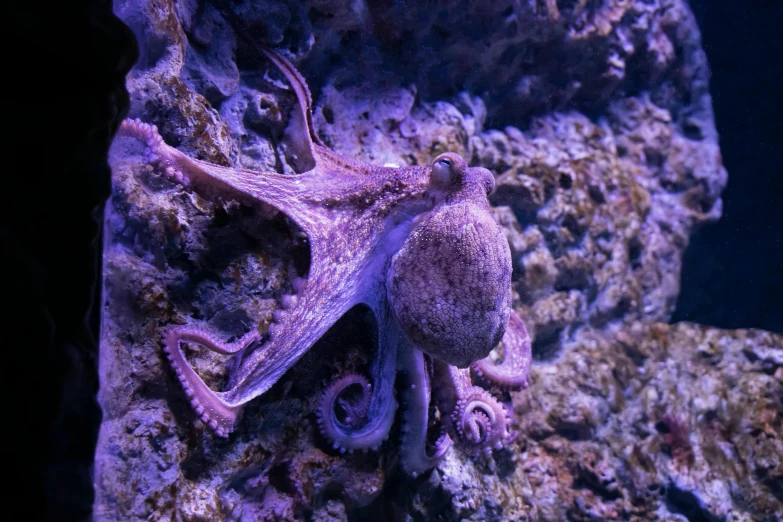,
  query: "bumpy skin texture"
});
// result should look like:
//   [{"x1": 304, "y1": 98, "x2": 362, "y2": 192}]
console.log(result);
[
  {"x1": 388, "y1": 153, "x2": 512, "y2": 368},
  {"x1": 115, "y1": 49, "x2": 532, "y2": 471}
]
